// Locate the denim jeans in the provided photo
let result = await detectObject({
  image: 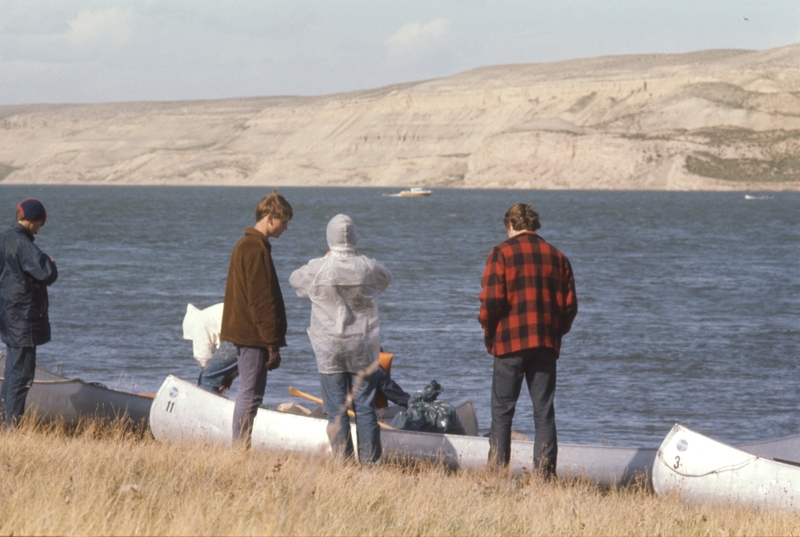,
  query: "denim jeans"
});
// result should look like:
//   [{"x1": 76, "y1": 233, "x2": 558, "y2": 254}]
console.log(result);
[
  {"x1": 1, "y1": 345, "x2": 37, "y2": 429},
  {"x1": 375, "y1": 366, "x2": 410, "y2": 407},
  {"x1": 488, "y1": 348, "x2": 558, "y2": 477},
  {"x1": 232, "y1": 345, "x2": 268, "y2": 448},
  {"x1": 198, "y1": 341, "x2": 239, "y2": 393},
  {"x1": 319, "y1": 371, "x2": 381, "y2": 463}
]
